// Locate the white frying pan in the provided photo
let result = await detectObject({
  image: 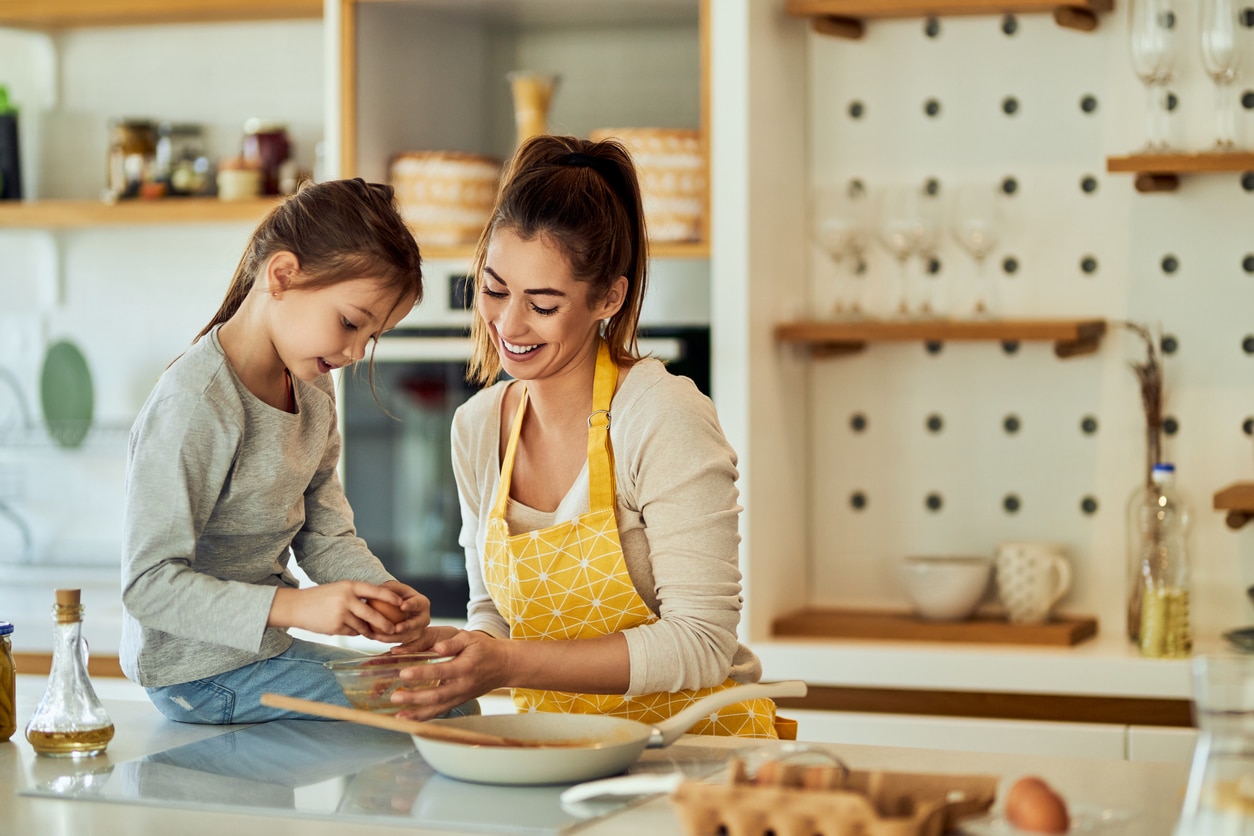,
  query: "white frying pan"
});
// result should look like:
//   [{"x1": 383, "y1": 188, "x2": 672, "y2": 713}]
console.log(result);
[{"x1": 412, "y1": 679, "x2": 807, "y2": 786}]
